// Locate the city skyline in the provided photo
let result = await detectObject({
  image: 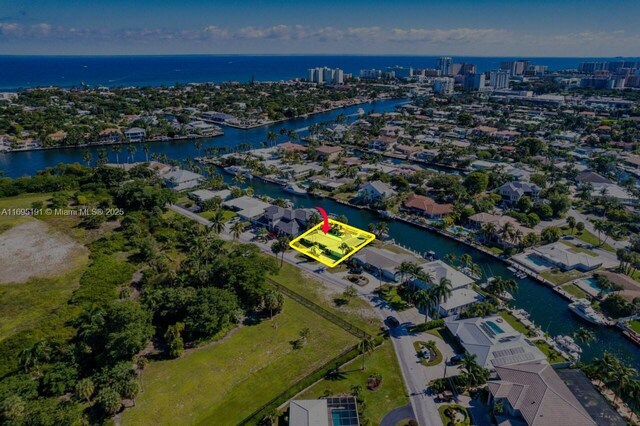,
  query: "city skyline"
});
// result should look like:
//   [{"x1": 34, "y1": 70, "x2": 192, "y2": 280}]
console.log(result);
[{"x1": 1, "y1": 0, "x2": 640, "y2": 56}]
